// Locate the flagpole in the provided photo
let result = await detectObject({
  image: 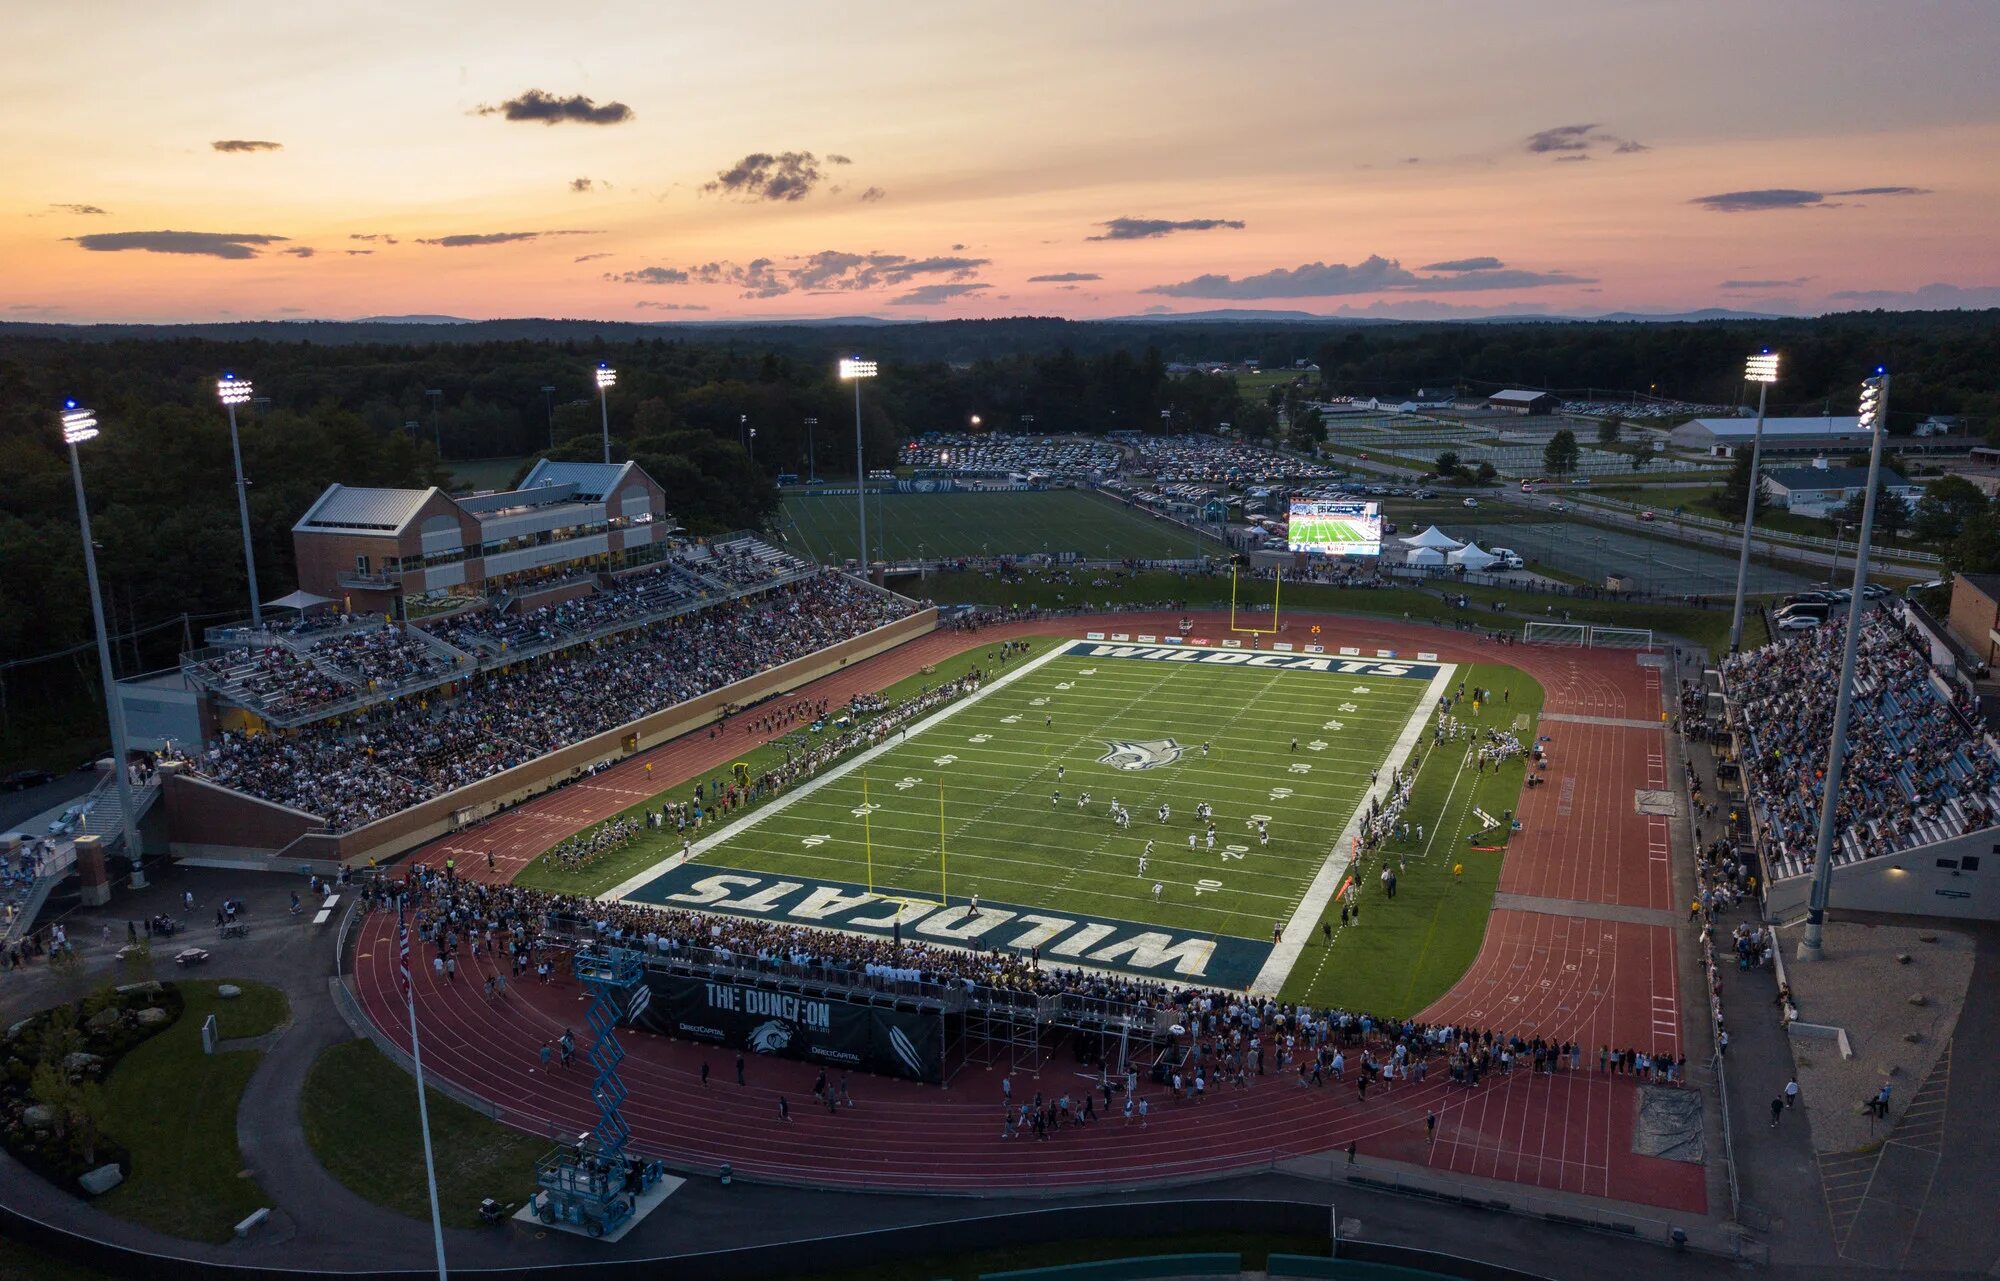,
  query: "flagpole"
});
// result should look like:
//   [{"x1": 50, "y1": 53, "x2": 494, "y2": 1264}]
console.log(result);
[
  {"x1": 862, "y1": 772, "x2": 875, "y2": 893},
  {"x1": 401, "y1": 912, "x2": 450, "y2": 1281}
]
